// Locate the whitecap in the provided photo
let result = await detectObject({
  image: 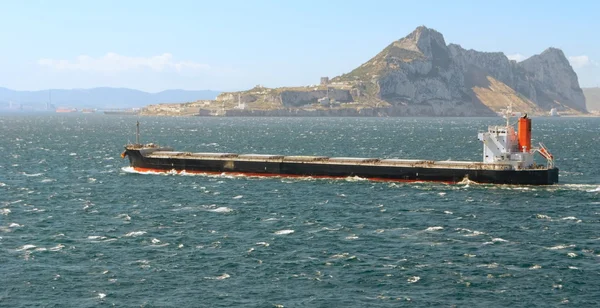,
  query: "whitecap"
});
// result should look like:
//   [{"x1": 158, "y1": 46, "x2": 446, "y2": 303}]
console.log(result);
[
  {"x1": 22, "y1": 172, "x2": 43, "y2": 177},
  {"x1": 424, "y1": 226, "x2": 443, "y2": 232},
  {"x1": 117, "y1": 214, "x2": 131, "y2": 221},
  {"x1": 407, "y1": 276, "x2": 420, "y2": 283},
  {"x1": 40, "y1": 178, "x2": 56, "y2": 183},
  {"x1": 0, "y1": 209, "x2": 10, "y2": 215},
  {"x1": 256, "y1": 242, "x2": 270, "y2": 247},
  {"x1": 49, "y1": 244, "x2": 64, "y2": 251},
  {"x1": 9, "y1": 223, "x2": 22, "y2": 228},
  {"x1": 444, "y1": 211, "x2": 453, "y2": 215},
  {"x1": 204, "y1": 273, "x2": 230, "y2": 280},
  {"x1": 455, "y1": 228, "x2": 485, "y2": 237},
  {"x1": 345, "y1": 176, "x2": 367, "y2": 182},
  {"x1": 477, "y1": 263, "x2": 499, "y2": 268},
  {"x1": 568, "y1": 266, "x2": 579, "y2": 270},
  {"x1": 587, "y1": 186, "x2": 600, "y2": 193},
  {"x1": 88, "y1": 235, "x2": 107, "y2": 240},
  {"x1": 97, "y1": 293, "x2": 106, "y2": 299},
  {"x1": 208, "y1": 207, "x2": 233, "y2": 213},
  {"x1": 483, "y1": 238, "x2": 508, "y2": 245},
  {"x1": 69, "y1": 153, "x2": 77, "y2": 156},
  {"x1": 275, "y1": 229, "x2": 294, "y2": 235},
  {"x1": 567, "y1": 252, "x2": 577, "y2": 258},
  {"x1": 529, "y1": 264, "x2": 542, "y2": 269},
  {"x1": 547, "y1": 244, "x2": 575, "y2": 250},
  {"x1": 345, "y1": 234, "x2": 359, "y2": 240},
  {"x1": 331, "y1": 253, "x2": 350, "y2": 259},
  {"x1": 124, "y1": 231, "x2": 146, "y2": 237},
  {"x1": 233, "y1": 195, "x2": 243, "y2": 199},
  {"x1": 535, "y1": 214, "x2": 551, "y2": 220},
  {"x1": 16, "y1": 244, "x2": 36, "y2": 251},
  {"x1": 561, "y1": 216, "x2": 581, "y2": 223},
  {"x1": 151, "y1": 238, "x2": 161, "y2": 244}
]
